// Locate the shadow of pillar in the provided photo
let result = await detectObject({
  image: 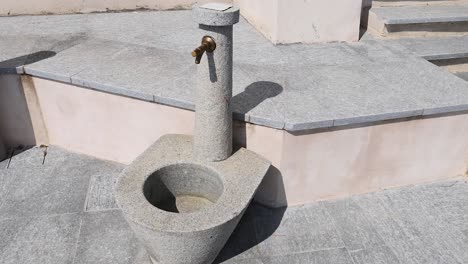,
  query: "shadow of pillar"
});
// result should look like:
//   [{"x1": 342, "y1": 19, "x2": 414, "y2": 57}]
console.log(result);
[
  {"x1": 0, "y1": 51, "x2": 56, "y2": 71},
  {"x1": 231, "y1": 81, "x2": 283, "y2": 123},
  {"x1": 215, "y1": 81, "x2": 287, "y2": 262},
  {"x1": 232, "y1": 80, "x2": 287, "y2": 207},
  {"x1": 213, "y1": 201, "x2": 286, "y2": 263}
]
